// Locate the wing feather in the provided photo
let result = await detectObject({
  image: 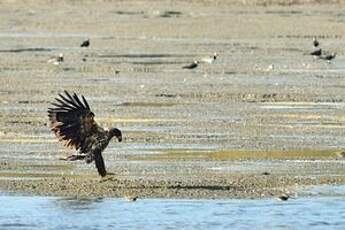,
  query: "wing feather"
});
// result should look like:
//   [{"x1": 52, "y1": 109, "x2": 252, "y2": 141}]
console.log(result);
[
  {"x1": 48, "y1": 91, "x2": 101, "y2": 151},
  {"x1": 73, "y1": 93, "x2": 86, "y2": 108},
  {"x1": 53, "y1": 98, "x2": 77, "y2": 110},
  {"x1": 82, "y1": 96, "x2": 90, "y2": 110},
  {"x1": 59, "y1": 91, "x2": 79, "y2": 108}
]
